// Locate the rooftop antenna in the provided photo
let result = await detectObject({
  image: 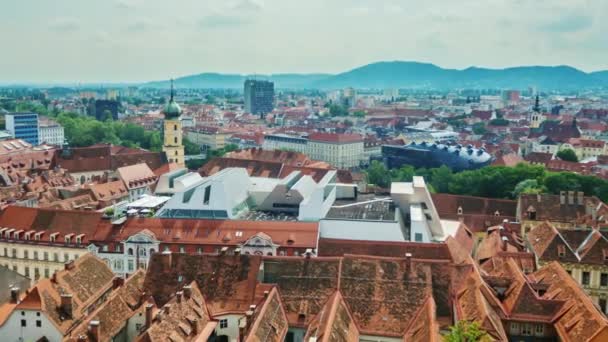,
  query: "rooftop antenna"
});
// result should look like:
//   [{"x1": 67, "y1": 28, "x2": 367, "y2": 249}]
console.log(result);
[{"x1": 170, "y1": 78, "x2": 174, "y2": 102}]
